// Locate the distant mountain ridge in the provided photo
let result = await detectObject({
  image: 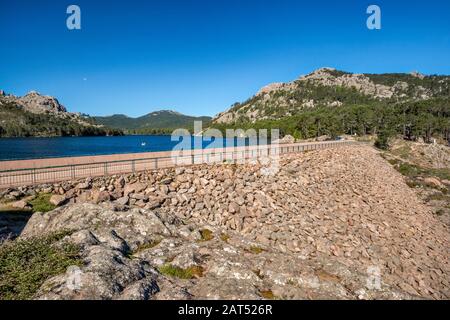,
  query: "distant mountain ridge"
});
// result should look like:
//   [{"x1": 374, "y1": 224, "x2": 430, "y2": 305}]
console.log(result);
[
  {"x1": 94, "y1": 111, "x2": 212, "y2": 133},
  {"x1": 0, "y1": 90, "x2": 210, "y2": 137}
]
